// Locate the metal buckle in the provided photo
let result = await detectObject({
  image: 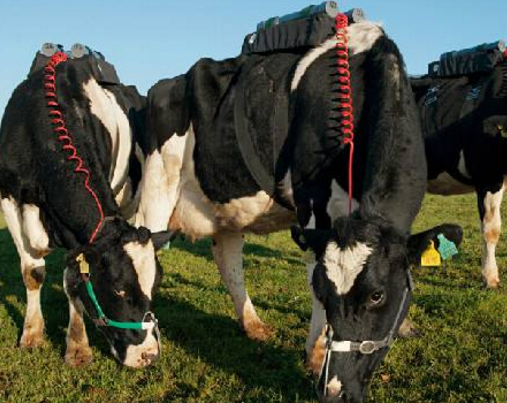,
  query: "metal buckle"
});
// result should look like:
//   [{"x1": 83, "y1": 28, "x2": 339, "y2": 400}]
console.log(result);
[{"x1": 359, "y1": 341, "x2": 376, "y2": 354}]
